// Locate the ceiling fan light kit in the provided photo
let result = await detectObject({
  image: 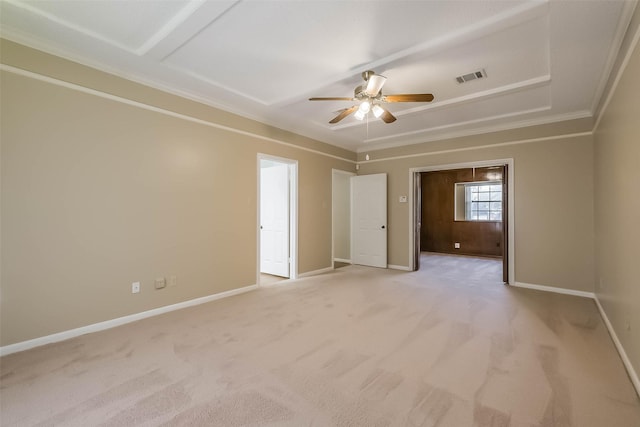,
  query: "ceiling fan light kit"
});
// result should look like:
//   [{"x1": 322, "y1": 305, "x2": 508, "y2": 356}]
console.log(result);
[
  {"x1": 372, "y1": 104, "x2": 385, "y2": 118},
  {"x1": 309, "y1": 70, "x2": 434, "y2": 124}
]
